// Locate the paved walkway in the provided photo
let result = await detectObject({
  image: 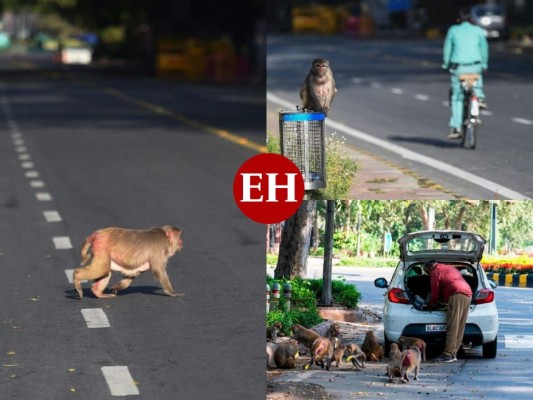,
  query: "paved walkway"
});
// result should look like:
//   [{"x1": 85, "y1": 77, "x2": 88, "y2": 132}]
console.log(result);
[{"x1": 267, "y1": 102, "x2": 460, "y2": 199}]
